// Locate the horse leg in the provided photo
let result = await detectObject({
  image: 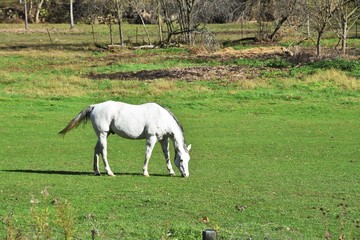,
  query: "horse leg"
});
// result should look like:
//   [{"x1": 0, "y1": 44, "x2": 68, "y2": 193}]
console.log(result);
[
  {"x1": 93, "y1": 140, "x2": 101, "y2": 175},
  {"x1": 99, "y1": 132, "x2": 115, "y2": 176},
  {"x1": 143, "y1": 136, "x2": 157, "y2": 177},
  {"x1": 160, "y1": 138, "x2": 175, "y2": 176}
]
